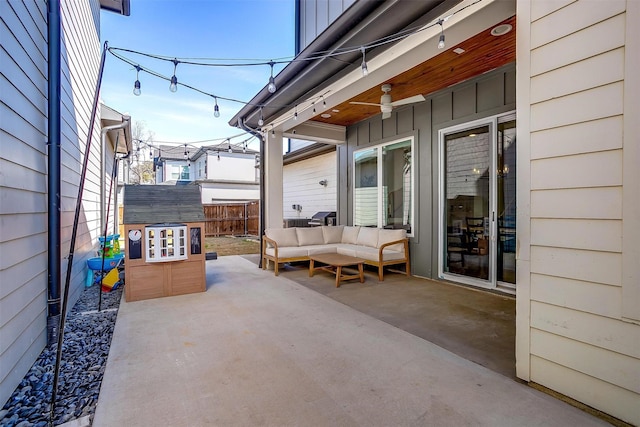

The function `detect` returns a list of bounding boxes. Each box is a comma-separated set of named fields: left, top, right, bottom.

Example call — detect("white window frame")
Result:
left=145, top=224, right=188, bottom=263
left=352, top=136, right=415, bottom=236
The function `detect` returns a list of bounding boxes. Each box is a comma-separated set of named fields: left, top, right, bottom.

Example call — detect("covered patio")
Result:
left=92, top=257, right=607, bottom=426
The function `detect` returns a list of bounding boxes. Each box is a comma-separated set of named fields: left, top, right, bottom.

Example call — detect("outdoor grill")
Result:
left=308, top=211, right=336, bottom=226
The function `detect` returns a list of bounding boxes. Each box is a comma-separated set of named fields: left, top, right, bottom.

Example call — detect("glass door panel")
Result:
left=497, top=119, right=516, bottom=285
left=443, top=126, right=491, bottom=281
left=354, top=148, right=378, bottom=227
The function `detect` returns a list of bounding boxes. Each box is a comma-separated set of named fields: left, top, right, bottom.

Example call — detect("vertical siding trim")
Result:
left=622, top=1, right=640, bottom=323
left=515, top=0, right=532, bottom=382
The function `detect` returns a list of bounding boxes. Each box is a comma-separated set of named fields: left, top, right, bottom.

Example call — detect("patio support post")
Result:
left=265, top=130, right=284, bottom=229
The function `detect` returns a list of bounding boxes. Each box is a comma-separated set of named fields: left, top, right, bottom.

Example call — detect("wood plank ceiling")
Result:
left=311, top=15, right=516, bottom=127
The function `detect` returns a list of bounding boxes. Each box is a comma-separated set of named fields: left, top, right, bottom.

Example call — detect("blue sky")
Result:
left=100, top=0, right=295, bottom=151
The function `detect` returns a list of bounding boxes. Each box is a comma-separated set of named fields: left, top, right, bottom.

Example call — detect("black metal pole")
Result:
left=98, top=141, right=120, bottom=312
left=49, top=40, right=109, bottom=425
left=46, top=0, right=62, bottom=348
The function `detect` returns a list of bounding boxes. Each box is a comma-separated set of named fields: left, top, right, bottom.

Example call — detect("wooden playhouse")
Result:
left=123, top=185, right=206, bottom=302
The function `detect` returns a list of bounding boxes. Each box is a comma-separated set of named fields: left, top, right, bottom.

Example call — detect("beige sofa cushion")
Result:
left=341, top=226, right=360, bottom=244
left=356, top=227, right=379, bottom=248
left=265, top=228, right=298, bottom=247
left=296, top=227, right=325, bottom=246
left=378, top=229, right=407, bottom=252
left=321, top=225, right=344, bottom=244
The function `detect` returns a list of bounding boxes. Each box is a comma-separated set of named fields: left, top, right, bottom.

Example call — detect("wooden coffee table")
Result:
left=309, top=253, right=365, bottom=288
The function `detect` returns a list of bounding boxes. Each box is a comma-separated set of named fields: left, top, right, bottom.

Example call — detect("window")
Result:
left=353, top=138, right=414, bottom=234
left=145, top=224, right=188, bottom=262
left=170, top=165, right=190, bottom=180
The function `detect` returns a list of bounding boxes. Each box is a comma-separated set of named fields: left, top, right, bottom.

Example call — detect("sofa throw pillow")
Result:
left=377, top=229, right=406, bottom=252
left=296, top=227, right=325, bottom=246
left=265, top=228, right=299, bottom=247
left=322, top=225, right=344, bottom=244
left=356, top=227, right=379, bottom=248
left=341, top=226, right=361, bottom=244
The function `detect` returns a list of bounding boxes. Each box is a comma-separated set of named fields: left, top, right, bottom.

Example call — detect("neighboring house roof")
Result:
left=123, top=185, right=204, bottom=224
left=101, top=103, right=132, bottom=154
left=284, top=143, right=335, bottom=165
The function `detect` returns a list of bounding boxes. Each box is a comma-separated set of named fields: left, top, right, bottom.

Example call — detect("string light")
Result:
left=437, top=19, right=445, bottom=49
left=107, top=1, right=476, bottom=126
left=169, top=58, right=179, bottom=92
left=133, top=65, right=142, bottom=96
left=213, top=96, right=220, bottom=118
left=360, top=47, right=368, bottom=77
left=258, top=107, right=264, bottom=126
left=267, top=61, right=277, bottom=93
left=227, top=139, right=232, bottom=153
left=293, top=105, right=298, bottom=120
left=217, top=150, right=221, bottom=161
left=183, top=144, right=188, bottom=159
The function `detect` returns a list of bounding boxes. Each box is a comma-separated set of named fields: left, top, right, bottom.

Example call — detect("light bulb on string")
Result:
left=267, top=61, right=277, bottom=93
left=133, top=65, right=142, bottom=96
left=294, top=105, right=298, bottom=121
left=217, top=151, right=220, bottom=161
left=437, top=20, right=445, bottom=49
left=360, top=47, right=368, bottom=77
left=258, top=107, right=264, bottom=126
left=183, top=144, right=188, bottom=160
left=227, top=139, right=232, bottom=153
left=169, top=59, right=179, bottom=92
left=213, top=97, right=220, bottom=118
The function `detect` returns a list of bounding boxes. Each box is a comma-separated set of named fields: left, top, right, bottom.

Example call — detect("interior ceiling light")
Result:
left=332, top=109, right=340, bottom=113
left=453, top=47, right=465, bottom=55
left=491, top=24, right=512, bottom=36
left=321, top=113, right=331, bottom=118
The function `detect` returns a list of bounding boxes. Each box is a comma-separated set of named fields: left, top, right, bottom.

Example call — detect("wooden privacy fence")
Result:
left=203, top=201, right=259, bottom=237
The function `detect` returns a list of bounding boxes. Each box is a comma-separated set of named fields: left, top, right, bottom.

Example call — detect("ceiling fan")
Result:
left=350, top=84, right=426, bottom=119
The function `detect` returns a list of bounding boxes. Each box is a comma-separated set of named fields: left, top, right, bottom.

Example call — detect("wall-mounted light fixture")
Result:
left=319, top=179, right=328, bottom=187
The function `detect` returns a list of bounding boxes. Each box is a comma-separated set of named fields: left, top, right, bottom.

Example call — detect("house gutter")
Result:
left=237, top=118, right=265, bottom=268
left=46, top=0, right=62, bottom=345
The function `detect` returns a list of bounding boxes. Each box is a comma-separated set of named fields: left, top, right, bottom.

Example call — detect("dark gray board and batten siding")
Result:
left=338, top=63, right=516, bottom=279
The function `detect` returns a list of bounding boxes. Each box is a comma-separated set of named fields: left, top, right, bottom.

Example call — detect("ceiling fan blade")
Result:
left=350, top=101, right=383, bottom=107
left=390, top=94, right=426, bottom=107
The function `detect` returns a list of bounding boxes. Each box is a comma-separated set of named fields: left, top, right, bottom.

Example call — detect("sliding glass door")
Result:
left=439, top=113, right=516, bottom=292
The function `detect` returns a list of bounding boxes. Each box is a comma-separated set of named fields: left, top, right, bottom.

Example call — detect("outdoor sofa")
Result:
left=262, top=225, right=410, bottom=281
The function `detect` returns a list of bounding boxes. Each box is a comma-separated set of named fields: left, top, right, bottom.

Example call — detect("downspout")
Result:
left=46, top=0, right=61, bottom=346
left=101, top=120, right=130, bottom=238
left=238, top=118, right=265, bottom=268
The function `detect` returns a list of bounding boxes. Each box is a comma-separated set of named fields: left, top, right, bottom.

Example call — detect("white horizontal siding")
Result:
left=530, top=116, right=622, bottom=160
left=531, top=329, right=639, bottom=394
left=530, top=82, right=623, bottom=132
left=283, top=151, right=337, bottom=219
left=530, top=274, right=621, bottom=319
left=531, top=246, right=621, bottom=287
left=531, top=149, right=622, bottom=190
left=530, top=355, right=639, bottom=425
left=530, top=187, right=622, bottom=219
left=530, top=0, right=574, bottom=21
left=530, top=13, right=625, bottom=77
left=531, top=301, right=639, bottom=359
left=518, top=1, right=639, bottom=423
left=530, top=48, right=624, bottom=105
left=530, top=0, right=625, bottom=49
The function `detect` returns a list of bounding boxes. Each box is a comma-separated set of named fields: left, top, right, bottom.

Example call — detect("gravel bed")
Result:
left=0, top=283, right=123, bottom=426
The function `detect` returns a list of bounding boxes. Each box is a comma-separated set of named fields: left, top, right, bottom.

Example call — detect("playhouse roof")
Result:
left=123, top=185, right=205, bottom=224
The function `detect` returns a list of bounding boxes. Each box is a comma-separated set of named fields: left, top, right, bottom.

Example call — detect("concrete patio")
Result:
left=93, top=256, right=609, bottom=426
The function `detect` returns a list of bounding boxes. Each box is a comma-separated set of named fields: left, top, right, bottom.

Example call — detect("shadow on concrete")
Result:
left=243, top=253, right=516, bottom=379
